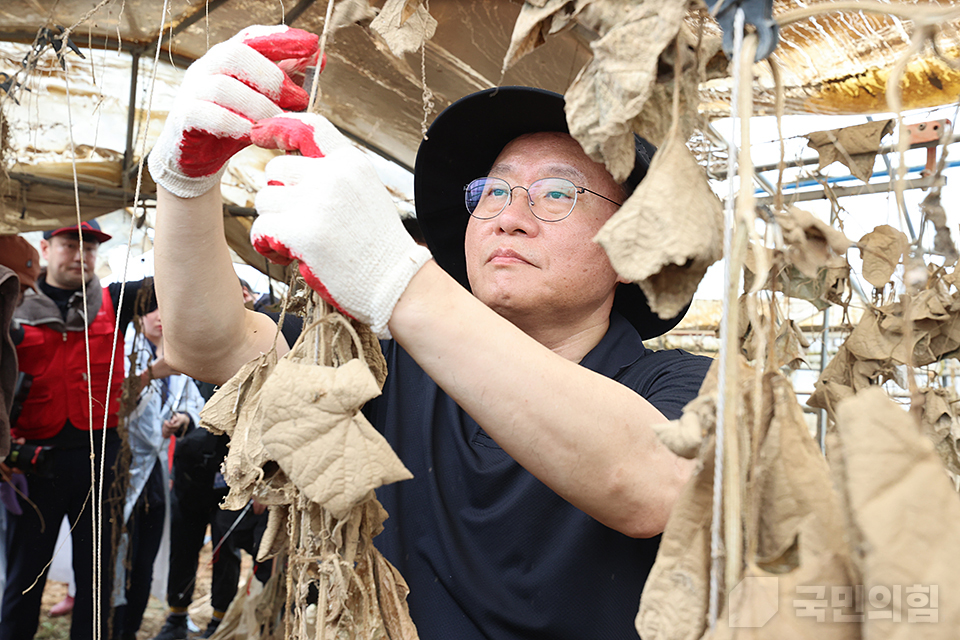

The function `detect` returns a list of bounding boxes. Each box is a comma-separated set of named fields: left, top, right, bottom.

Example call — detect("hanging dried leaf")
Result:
left=639, top=357, right=758, bottom=640
left=842, top=310, right=908, bottom=363
left=214, top=554, right=286, bottom=640
left=807, top=345, right=859, bottom=417
left=206, top=295, right=414, bottom=639
left=257, top=504, right=290, bottom=562
left=746, top=244, right=850, bottom=311
left=198, top=351, right=280, bottom=510
left=705, top=551, right=859, bottom=640
left=501, top=0, right=583, bottom=73
left=636, top=436, right=715, bottom=640
left=701, top=373, right=860, bottom=640
left=920, top=190, right=959, bottom=265
left=834, top=388, right=960, bottom=638
left=809, top=334, right=908, bottom=423
left=844, top=288, right=960, bottom=368
left=804, top=284, right=960, bottom=422
left=772, top=206, right=852, bottom=280
left=565, top=0, right=689, bottom=182
left=806, top=119, right=894, bottom=183
left=259, top=357, right=412, bottom=520
left=753, top=375, right=854, bottom=574
left=330, top=0, right=378, bottom=32
left=595, top=131, right=723, bottom=319
left=774, top=319, right=810, bottom=371
left=296, top=497, right=419, bottom=639
left=651, top=404, right=708, bottom=460
left=918, top=386, right=960, bottom=479
left=633, top=26, right=719, bottom=147
left=858, top=224, right=909, bottom=289
left=370, top=0, right=437, bottom=58
left=198, top=351, right=277, bottom=438
left=650, top=360, right=717, bottom=459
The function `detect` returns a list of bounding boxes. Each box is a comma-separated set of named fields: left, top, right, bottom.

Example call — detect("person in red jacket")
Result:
left=2, top=220, right=150, bottom=640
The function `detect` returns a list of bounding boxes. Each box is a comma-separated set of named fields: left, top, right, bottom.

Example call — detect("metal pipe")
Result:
left=8, top=171, right=146, bottom=201
left=122, top=50, right=141, bottom=192
left=711, top=131, right=960, bottom=180
left=757, top=173, right=946, bottom=204
left=818, top=308, right=829, bottom=453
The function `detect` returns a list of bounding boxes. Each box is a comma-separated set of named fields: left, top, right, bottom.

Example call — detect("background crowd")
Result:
left=0, top=224, right=282, bottom=640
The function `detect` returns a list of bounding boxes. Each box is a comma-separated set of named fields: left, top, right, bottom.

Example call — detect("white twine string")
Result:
left=708, top=7, right=745, bottom=630
left=81, top=2, right=172, bottom=636
left=59, top=54, right=106, bottom=640
left=308, top=0, right=337, bottom=111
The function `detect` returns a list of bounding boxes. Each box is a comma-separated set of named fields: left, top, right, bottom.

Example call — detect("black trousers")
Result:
left=0, top=436, right=121, bottom=640
left=167, top=476, right=272, bottom=611
left=165, top=474, right=272, bottom=614
left=209, top=504, right=272, bottom=612
left=113, top=459, right=166, bottom=640
left=165, top=471, right=223, bottom=610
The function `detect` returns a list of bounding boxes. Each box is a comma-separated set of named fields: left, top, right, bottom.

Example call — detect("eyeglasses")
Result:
left=464, top=177, right=622, bottom=222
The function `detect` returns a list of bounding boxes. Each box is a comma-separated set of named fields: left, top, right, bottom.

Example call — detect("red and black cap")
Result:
left=42, top=219, right=112, bottom=243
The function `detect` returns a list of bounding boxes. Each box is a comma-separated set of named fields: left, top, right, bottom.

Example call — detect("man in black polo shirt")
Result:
left=148, top=25, right=711, bottom=640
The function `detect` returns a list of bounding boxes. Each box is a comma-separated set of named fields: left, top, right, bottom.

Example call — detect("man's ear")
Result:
left=39, top=238, right=50, bottom=259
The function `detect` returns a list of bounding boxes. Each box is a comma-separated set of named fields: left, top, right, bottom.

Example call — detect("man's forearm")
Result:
left=154, top=186, right=287, bottom=384
left=389, top=262, right=693, bottom=537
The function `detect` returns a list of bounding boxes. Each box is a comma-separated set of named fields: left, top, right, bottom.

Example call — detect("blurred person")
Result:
left=112, top=282, right=204, bottom=640
left=0, top=234, right=40, bottom=460
left=1, top=220, right=151, bottom=640
left=0, top=234, right=41, bottom=605
left=239, top=278, right=303, bottom=346
left=152, top=280, right=283, bottom=640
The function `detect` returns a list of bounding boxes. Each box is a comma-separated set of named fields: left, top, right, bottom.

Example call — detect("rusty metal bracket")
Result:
left=903, top=119, right=951, bottom=176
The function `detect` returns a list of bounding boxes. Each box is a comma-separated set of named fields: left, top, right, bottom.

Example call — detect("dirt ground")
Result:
left=34, top=532, right=254, bottom=640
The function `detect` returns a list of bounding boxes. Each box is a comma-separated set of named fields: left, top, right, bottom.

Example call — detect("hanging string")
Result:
left=69, top=2, right=174, bottom=638
left=419, top=0, right=434, bottom=140
left=708, top=7, right=745, bottom=630
left=59, top=47, right=106, bottom=640
left=39, top=27, right=115, bottom=623
left=308, top=0, right=337, bottom=111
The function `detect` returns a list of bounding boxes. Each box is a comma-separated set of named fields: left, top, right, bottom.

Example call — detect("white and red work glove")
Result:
left=148, top=25, right=320, bottom=198
left=250, top=113, right=432, bottom=339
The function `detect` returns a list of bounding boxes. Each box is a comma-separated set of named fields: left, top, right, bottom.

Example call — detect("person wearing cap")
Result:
left=0, top=220, right=153, bottom=640
left=149, top=26, right=711, bottom=640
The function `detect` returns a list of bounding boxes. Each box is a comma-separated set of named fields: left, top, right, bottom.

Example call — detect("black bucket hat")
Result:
left=414, top=86, right=687, bottom=340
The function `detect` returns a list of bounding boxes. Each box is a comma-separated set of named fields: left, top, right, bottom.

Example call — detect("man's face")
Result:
left=464, top=132, right=625, bottom=327
left=40, top=234, right=99, bottom=289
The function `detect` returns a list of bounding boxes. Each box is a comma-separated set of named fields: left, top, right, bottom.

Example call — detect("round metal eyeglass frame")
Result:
left=463, top=177, right=623, bottom=222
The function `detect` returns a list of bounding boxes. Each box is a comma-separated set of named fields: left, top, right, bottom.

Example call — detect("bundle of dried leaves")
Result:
left=198, top=307, right=418, bottom=639
left=641, top=364, right=860, bottom=640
